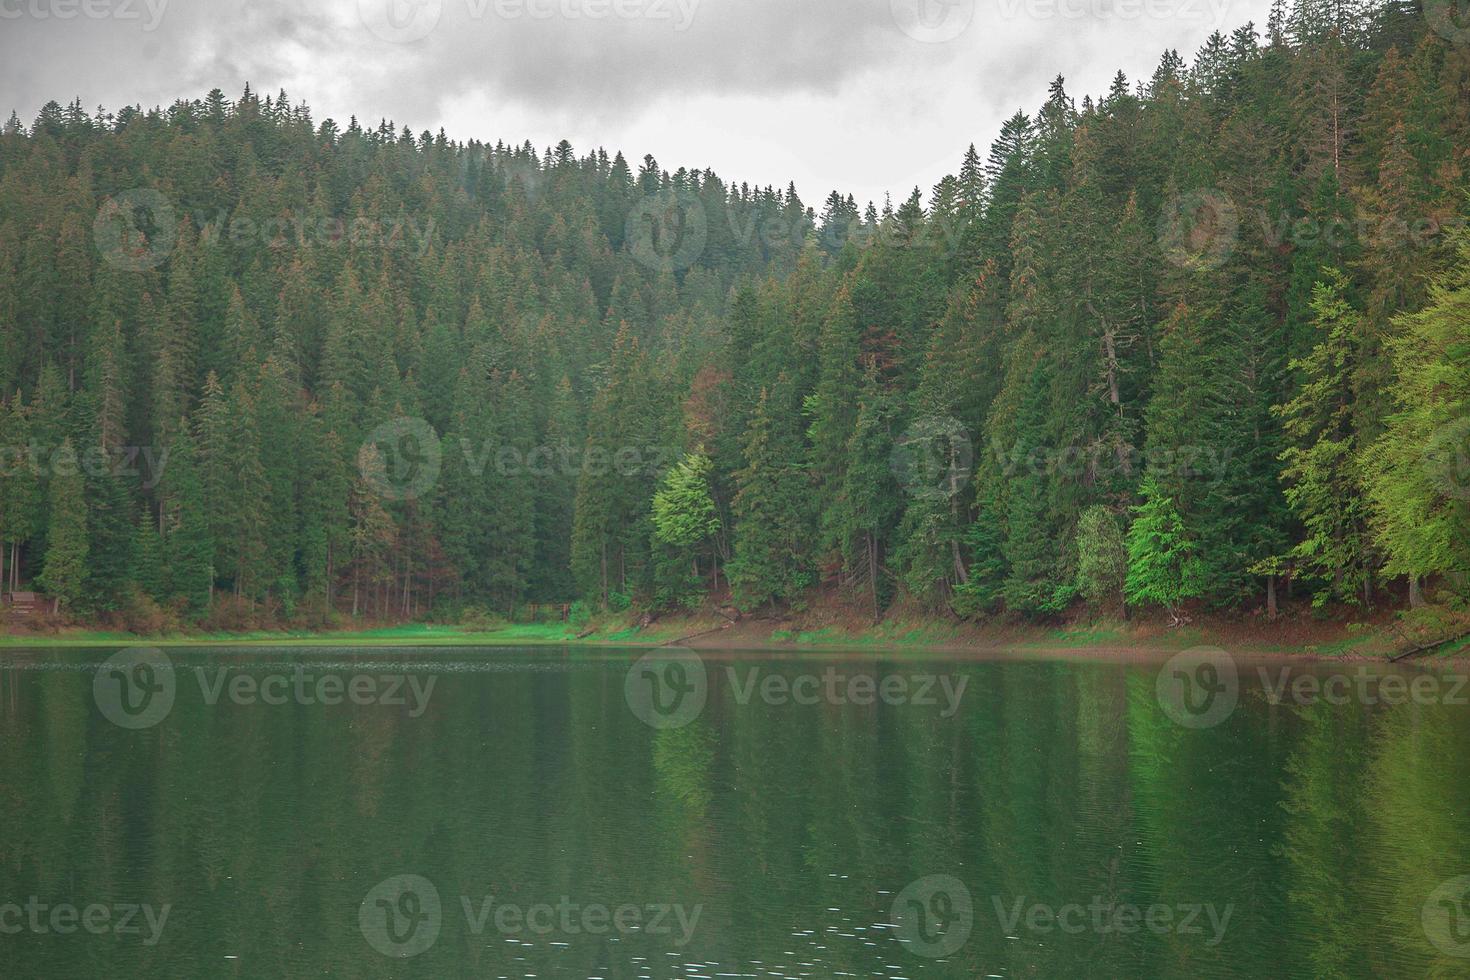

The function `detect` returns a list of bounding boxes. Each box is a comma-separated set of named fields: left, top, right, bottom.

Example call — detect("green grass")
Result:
left=0, top=622, right=591, bottom=648
left=1022, top=622, right=1129, bottom=649
left=768, top=621, right=964, bottom=649
left=0, top=613, right=727, bottom=650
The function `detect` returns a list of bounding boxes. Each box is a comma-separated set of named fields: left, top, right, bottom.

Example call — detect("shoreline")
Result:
left=4, top=610, right=1467, bottom=664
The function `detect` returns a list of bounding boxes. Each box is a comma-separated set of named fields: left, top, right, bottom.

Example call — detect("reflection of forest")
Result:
left=0, top=651, right=1465, bottom=978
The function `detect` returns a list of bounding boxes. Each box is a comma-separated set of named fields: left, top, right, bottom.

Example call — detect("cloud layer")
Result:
left=1, top=0, right=1271, bottom=206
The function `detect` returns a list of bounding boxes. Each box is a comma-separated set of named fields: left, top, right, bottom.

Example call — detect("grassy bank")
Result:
left=5, top=603, right=1468, bottom=662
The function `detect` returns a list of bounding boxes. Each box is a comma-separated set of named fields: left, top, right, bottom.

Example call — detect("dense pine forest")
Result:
left=1, top=0, right=1468, bottom=630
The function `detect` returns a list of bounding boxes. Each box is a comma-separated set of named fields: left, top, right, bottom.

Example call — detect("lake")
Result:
left=1, top=646, right=1467, bottom=978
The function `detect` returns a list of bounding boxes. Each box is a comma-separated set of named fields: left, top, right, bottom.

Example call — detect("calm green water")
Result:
left=1, top=646, right=1468, bottom=979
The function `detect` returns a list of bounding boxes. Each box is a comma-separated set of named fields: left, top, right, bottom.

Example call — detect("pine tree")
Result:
left=37, top=439, right=88, bottom=612
left=1275, top=270, right=1377, bottom=606
left=837, top=365, right=900, bottom=621
left=0, top=395, right=43, bottom=592
left=132, top=515, right=163, bottom=600
left=161, top=428, right=214, bottom=614
left=1125, top=475, right=1207, bottom=624
left=728, top=385, right=813, bottom=612
left=1363, top=229, right=1470, bottom=599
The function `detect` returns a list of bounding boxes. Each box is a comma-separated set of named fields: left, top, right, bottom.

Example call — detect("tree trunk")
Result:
left=868, top=532, right=879, bottom=624
left=1409, top=574, right=1424, bottom=609
left=1266, top=574, right=1278, bottom=621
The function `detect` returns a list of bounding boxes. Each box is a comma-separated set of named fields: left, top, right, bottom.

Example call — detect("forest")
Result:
left=0, top=0, right=1467, bottom=630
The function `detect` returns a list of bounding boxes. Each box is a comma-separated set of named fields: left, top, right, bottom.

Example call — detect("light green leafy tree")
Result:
left=1125, top=475, right=1207, bottom=625
left=1076, top=504, right=1127, bottom=618
left=651, top=451, right=721, bottom=607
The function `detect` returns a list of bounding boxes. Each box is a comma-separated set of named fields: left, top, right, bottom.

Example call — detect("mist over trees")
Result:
left=1, top=0, right=1467, bottom=627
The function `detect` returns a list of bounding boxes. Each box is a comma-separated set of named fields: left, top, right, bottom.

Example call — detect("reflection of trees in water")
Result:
left=3, top=655, right=1469, bottom=978
left=1278, top=700, right=1375, bottom=978
left=1365, top=701, right=1470, bottom=978
left=1125, top=668, right=1290, bottom=978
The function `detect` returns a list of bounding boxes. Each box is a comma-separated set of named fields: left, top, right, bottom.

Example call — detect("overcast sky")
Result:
left=1, top=0, right=1272, bottom=207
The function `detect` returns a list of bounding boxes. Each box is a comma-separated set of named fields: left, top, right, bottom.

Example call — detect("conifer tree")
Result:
left=1125, top=475, right=1207, bottom=624
left=37, top=439, right=88, bottom=611
left=728, top=385, right=813, bottom=612
left=1363, top=229, right=1470, bottom=599
left=1275, top=270, right=1377, bottom=606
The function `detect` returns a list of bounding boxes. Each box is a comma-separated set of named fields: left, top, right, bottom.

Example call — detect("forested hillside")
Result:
left=1, top=0, right=1468, bottom=629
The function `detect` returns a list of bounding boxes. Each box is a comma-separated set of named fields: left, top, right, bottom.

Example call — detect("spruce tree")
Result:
left=37, top=439, right=88, bottom=612
left=1275, top=270, right=1377, bottom=606
left=1125, top=475, right=1207, bottom=624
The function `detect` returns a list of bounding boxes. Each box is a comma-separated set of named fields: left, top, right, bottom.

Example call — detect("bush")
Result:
left=1075, top=505, right=1127, bottom=615
left=109, top=588, right=188, bottom=635
left=458, top=605, right=504, bottom=630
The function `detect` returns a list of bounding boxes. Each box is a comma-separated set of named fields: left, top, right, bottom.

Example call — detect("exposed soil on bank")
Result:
left=643, top=597, right=1470, bottom=664
left=4, top=596, right=1468, bottom=663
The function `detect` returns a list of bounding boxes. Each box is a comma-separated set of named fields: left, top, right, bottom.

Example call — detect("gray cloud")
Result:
left=1, top=0, right=1270, bottom=207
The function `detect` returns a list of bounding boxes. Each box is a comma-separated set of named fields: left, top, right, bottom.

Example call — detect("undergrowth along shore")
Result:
left=4, top=604, right=1468, bottom=661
